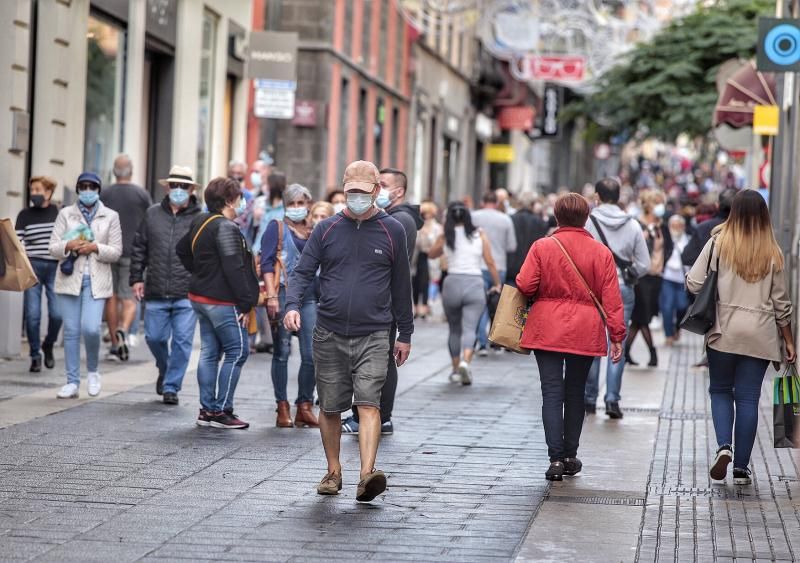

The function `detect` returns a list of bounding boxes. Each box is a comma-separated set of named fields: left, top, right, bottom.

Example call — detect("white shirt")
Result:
left=445, top=226, right=484, bottom=276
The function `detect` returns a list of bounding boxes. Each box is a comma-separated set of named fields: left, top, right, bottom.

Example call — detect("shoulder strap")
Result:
left=551, top=236, right=608, bottom=325
left=706, top=237, right=718, bottom=274
left=589, top=215, right=632, bottom=269
left=273, top=220, right=286, bottom=292
left=589, top=215, right=611, bottom=246
left=191, top=214, right=222, bottom=254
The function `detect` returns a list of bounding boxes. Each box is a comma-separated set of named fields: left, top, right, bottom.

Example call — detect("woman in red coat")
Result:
left=516, top=193, right=626, bottom=481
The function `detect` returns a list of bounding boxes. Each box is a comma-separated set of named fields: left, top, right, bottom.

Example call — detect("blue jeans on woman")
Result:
left=659, top=279, right=689, bottom=338
left=59, top=275, right=106, bottom=385
left=192, top=301, right=249, bottom=413
left=271, top=286, right=317, bottom=403
left=24, top=258, right=62, bottom=357
left=144, top=299, right=197, bottom=394
left=706, top=347, right=770, bottom=469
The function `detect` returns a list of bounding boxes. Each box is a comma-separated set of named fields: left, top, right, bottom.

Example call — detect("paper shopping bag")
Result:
left=488, top=284, right=531, bottom=355
left=774, top=365, right=800, bottom=448
left=0, top=218, right=38, bottom=291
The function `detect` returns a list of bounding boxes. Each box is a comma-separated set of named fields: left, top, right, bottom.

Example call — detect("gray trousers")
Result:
left=442, top=274, right=485, bottom=358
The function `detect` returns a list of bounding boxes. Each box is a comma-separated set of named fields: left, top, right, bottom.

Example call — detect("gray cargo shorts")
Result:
left=312, top=326, right=390, bottom=414
left=111, top=256, right=133, bottom=299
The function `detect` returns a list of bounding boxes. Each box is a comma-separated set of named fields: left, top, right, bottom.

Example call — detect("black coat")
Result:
left=130, top=197, right=201, bottom=300
left=681, top=213, right=727, bottom=267
left=176, top=212, right=260, bottom=313
left=506, top=209, right=549, bottom=283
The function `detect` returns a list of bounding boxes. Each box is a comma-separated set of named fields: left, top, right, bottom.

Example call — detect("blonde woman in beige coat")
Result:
left=48, top=173, right=122, bottom=399
left=687, top=190, right=795, bottom=486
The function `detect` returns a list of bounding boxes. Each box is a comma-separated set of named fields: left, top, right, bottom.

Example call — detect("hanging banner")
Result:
left=486, top=144, right=515, bottom=163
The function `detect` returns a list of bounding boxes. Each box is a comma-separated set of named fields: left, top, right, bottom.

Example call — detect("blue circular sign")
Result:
left=764, top=24, right=800, bottom=66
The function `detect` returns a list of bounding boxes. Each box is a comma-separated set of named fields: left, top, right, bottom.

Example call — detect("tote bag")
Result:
left=680, top=239, right=719, bottom=335
left=488, top=284, right=531, bottom=355
left=0, top=218, right=38, bottom=291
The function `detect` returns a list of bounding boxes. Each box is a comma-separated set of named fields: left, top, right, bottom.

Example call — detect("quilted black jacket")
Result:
left=129, top=196, right=201, bottom=299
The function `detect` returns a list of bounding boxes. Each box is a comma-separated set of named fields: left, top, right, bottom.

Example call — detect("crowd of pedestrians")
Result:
left=11, top=150, right=796, bottom=497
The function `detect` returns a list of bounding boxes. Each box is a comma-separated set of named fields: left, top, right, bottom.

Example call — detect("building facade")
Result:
left=0, top=0, right=252, bottom=357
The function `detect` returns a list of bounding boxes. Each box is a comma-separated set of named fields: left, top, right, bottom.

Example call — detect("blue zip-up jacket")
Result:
left=285, top=210, right=414, bottom=343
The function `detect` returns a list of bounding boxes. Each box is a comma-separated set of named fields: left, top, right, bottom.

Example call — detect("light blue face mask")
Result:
left=234, top=198, right=246, bottom=215
left=250, top=171, right=263, bottom=189
left=169, top=187, right=189, bottom=206
left=346, top=193, right=374, bottom=216
left=78, top=191, right=99, bottom=206
left=375, top=189, right=391, bottom=209
left=286, top=207, right=308, bottom=222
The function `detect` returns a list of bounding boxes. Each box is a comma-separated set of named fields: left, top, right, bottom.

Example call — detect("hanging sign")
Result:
left=517, top=55, right=586, bottom=82
left=486, top=144, right=515, bottom=163
left=254, top=79, right=296, bottom=119
left=540, top=84, right=561, bottom=138
left=753, top=104, right=779, bottom=135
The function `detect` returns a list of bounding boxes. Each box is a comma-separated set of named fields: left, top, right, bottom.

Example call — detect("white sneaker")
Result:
left=458, top=361, right=472, bottom=386
left=87, top=372, right=101, bottom=397
left=477, top=346, right=489, bottom=357
left=57, top=383, right=79, bottom=399
left=128, top=334, right=139, bottom=347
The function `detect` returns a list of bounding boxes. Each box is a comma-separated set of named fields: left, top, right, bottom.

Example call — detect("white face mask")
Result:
left=653, top=203, right=666, bottom=218
left=333, top=202, right=346, bottom=214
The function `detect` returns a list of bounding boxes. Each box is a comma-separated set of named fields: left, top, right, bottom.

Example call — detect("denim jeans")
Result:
left=535, top=349, right=595, bottom=461
left=59, top=275, right=106, bottom=385
left=659, top=279, right=689, bottom=338
left=585, top=283, right=635, bottom=404
left=24, top=258, right=62, bottom=357
left=271, top=286, right=316, bottom=403
left=144, top=299, right=197, bottom=394
left=477, top=269, right=505, bottom=348
left=706, top=347, right=770, bottom=468
left=192, top=301, right=249, bottom=412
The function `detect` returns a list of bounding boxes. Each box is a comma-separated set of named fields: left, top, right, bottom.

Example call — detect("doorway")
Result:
left=144, top=46, right=174, bottom=200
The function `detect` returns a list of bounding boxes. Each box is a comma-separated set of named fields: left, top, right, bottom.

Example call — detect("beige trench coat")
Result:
left=686, top=237, right=792, bottom=362
left=48, top=202, right=122, bottom=299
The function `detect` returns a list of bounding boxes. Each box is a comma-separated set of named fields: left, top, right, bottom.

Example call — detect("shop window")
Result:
left=83, top=15, right=125, bottom=185
left=196, top=9, right=218, bottom=188
left=374, top=98, right=384, bottom=165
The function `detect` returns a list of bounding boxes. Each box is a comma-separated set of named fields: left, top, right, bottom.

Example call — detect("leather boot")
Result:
left=294, top=401, right=320, bottom=428
left=276, top=401, right=293, bottom=428
left=648, top=346, right=658, bottom=367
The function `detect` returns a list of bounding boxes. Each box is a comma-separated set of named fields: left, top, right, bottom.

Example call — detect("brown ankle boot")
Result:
left=276, top=401, right=293, bottom=428
left=294, top=401, right=320, bottom=428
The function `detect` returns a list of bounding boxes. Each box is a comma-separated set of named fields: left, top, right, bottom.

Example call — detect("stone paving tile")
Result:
left=635, top=335, right=800, bottom=562
left=0, top=323, right=548, bottom=562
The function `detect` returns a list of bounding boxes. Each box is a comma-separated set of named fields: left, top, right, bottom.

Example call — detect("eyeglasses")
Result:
left=77, top=182, right=99, bottom=192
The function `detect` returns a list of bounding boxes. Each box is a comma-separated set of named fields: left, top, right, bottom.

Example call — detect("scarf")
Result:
left=78, top=201, right=99, bottom=226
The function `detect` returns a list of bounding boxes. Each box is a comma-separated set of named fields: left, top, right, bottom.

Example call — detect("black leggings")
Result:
left=412, top=252, right=430, bottom=306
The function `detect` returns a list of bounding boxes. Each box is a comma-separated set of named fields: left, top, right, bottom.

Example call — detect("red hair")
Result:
left=554, top=193, right=590, bottom=228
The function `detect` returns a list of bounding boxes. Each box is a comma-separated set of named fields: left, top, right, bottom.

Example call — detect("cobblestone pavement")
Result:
left=0, top=322, right=549, bottom=562
left=636, top=335, right=800, bottom=562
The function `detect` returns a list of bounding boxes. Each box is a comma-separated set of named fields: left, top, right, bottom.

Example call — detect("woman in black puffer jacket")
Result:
left=177, top=177, right=259, bottom=430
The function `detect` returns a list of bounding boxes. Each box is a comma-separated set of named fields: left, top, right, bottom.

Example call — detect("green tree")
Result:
left=569, top=0, right=774, bottom=142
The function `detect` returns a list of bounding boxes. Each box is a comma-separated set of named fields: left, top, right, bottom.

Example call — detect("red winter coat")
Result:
left=515, top=227, right=626, bottom=356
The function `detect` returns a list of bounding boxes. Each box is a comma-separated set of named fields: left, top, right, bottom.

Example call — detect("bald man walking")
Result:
left=100, top=154, right=152, bottom=360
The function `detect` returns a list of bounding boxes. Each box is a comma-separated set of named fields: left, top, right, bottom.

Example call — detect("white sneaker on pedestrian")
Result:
left=57, top=383, right=79, bottom=399
left=105, top=348, right=120, bottom=362
left=477, top=346, right=489, bottom=357
left=87, top=372, right=101, bottom=397
left=128, top=334, right=139, bottom=347
left=458, top=361, right=472, bottom=386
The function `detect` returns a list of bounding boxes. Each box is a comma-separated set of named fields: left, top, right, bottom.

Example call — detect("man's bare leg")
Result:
left=106, top=297, right=119, bottom=347
left=319, top=412, right=342, bottom=474
left=120, top=298, right=136, bottom=334
left=357, top=405, right=381, bottom=478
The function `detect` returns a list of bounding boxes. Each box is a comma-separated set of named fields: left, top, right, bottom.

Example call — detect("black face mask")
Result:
left=30, top=195, right=46, bottom=208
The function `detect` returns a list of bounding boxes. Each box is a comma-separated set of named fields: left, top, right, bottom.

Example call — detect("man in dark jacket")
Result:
left=284, top=160, right=413, bottom=503
left=341, top=167, right=422, bottom=436
left=130, top=166, right=201, bottom=405
left=681, top=188, right=737, bottom=267
left=505, top=191, right=549, bottom=285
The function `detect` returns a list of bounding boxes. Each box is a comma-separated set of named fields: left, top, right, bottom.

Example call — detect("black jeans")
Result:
left=534, top=349, right=595, bottom=461
left=353, top=325, right=397, bottom=424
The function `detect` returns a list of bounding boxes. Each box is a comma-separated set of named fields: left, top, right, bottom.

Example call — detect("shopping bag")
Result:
left=680, top=238, right=719, bottom=335
left=773, top=365, right=800, bottom=448
left=488, top=284, right=531, bottom=355
left=0, top=218, right=38, bottom=291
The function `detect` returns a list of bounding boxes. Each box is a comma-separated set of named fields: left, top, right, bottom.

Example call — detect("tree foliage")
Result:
left=567, top=0, right=774, bottom=142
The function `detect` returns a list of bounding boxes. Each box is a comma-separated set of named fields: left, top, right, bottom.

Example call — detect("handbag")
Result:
left=679, top=238, right=719, bottom=335
left=0, top=218, right=38, bottom=291
left=488, top=284, right=531, bottom=355
left=589, top=216, right=639, bottom=286
left=551, top=236, right=608, bottom=325
left=773, top=364, right=800, bottom=448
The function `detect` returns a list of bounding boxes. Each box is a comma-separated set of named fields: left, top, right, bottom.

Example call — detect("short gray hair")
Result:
left=113, top=154, right=132, bottom=179
left=517, top=190, right=539, bottom=210
left=284, top=183, right=312, bottom=205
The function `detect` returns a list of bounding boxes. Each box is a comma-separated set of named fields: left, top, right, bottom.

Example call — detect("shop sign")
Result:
left=475, top=113, right=493, bottom=140
left=248, top=31, right=299, bottom=81
left=254, top=79, right=296, bottom=119
left=519, top=55, right=586, bottom=82
left=541, top=84, right=561, bottom=138
left=497, top=106, right=535, bottom=130
left=486, top=144, right=515, bottom=163
left=753, top=104, right=779, bottom=135
left=292, top=100, right=319, bottom=127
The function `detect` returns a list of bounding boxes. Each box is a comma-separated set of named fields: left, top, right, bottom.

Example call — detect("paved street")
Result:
left=1, top=321, right=799, bottom=562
